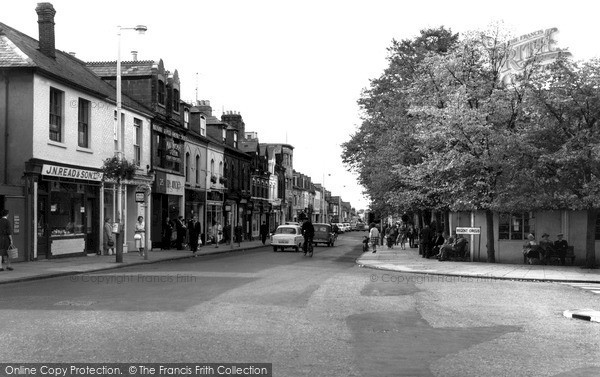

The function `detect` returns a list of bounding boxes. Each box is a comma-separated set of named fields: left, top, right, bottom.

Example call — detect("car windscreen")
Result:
left=275, top=227, right=297, bottom=234
left=315, top=226, right=329, bottom=232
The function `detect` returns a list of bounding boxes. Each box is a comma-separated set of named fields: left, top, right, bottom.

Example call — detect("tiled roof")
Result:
left=0, top=21, right=150, bottom=115
left=86, top=60, right=155, bottom=77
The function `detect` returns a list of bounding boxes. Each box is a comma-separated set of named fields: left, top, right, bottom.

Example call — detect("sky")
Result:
left=3, top=0, right=599, bottom=211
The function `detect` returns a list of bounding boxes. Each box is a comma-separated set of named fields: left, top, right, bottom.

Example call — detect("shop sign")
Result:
left=42, top=164, right=103, bottom=182
left=456, top=227, right=481, bottom=235
left=154, top=172, right=185, bottom=196
left=135, top=192, right=146, bottom=203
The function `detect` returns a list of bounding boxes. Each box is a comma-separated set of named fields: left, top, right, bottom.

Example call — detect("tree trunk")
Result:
left=585, top=208, right=597, bottom=268
left=486, top=209, right=496, bottom=263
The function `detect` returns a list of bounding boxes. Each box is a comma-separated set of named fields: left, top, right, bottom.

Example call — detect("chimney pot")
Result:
left=35, top=2, right=56, bottom=58
left=131, top=50, right=138, bottom=61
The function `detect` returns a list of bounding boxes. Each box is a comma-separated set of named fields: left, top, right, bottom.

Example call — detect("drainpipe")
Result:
left=3, top=71, right=8, bottom=184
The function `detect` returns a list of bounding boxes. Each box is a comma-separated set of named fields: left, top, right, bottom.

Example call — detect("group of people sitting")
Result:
left=422, top=231, right=469, bottom=261
left=523, top=232, right=569, bottom=265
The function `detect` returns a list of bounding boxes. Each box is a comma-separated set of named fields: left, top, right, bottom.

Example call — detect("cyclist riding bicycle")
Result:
left=301, top=218, right=315, bottom=256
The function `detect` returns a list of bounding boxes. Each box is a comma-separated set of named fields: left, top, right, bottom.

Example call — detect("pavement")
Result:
left=0, top=239, right=268, bottom=285
left=356, top=245, right=600, bottom=283
left=2, top=237, right=600, bottom=285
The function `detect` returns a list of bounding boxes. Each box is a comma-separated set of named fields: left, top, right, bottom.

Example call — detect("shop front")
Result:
left=185, top=188, right=205, bottom=232
left=205, top=190, right=223, bottom=242
left=33, top=162, right=103, bottom=258
left=151, top=171, right=185, bottom=248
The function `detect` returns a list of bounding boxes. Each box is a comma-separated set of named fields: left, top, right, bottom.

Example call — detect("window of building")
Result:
left=210, top=159, right=215, bottom=177
left=222, top=128, right=226, bottom=142
left=183, top=108, right=189, bottom=129
left=185, top=152, right=190, bottom=182
left=195, top=155, right=200, bottom=184
left=173, top=89, right=180, bottom=112
left=133, top=118, right=142, bottom=166
left=233, top=132, right=238, bottom=148
left=49, top=88, right=63, bottom=142
left=158, top=79, right=165, bottom=105
left=77, top=98, right=90, bottom=148
left=200, top=116, right=206, bottom=136
left=499, top=213, right=532, bottom=240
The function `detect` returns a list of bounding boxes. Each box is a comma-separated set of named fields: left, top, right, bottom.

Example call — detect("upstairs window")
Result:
left=183, top=108, right=189, bottom=129
left=77, top=98, right=90, bottom=148
left=185, top=152, right=190, bottom=182
left=157, top=79, right=165, bottom=105
left=200, top=116, right=206, bottom=136
left=195, top=155, right=200, bottom=184
left=49, top=88, right=63, bottom=142
left=133, top=118, right=142, bottom=166
left=173, top=89, right=180, bottom=112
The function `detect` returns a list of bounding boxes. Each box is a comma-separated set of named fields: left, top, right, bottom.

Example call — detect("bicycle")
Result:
left=303, top=237, right=314, bottom=257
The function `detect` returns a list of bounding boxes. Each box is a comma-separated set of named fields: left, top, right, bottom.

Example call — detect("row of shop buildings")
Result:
left=0, top=3, right=355, bottom=261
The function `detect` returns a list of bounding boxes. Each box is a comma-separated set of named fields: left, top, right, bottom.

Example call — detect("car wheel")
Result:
left=280, top=246, right=285, bottom=251
left=294, top=245, right=299, bottom=252
left=273, top=246, right=278, bottom=252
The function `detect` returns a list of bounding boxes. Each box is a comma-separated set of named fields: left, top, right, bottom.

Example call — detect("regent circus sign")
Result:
left=42, top=164, right=103, bottom=181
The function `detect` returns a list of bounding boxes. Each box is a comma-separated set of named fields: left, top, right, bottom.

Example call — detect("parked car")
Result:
left=271, top=225, right=304, bottom=252
left=312, top=223, right=336, bottom=247
left=356, top=222, right=368, bottom=231
left=342, top=223, right=351, bottom=232
left=334, top=223, right=345, bottom=233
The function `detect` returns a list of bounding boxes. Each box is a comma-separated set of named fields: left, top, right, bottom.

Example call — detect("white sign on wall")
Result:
left=456, top=227, right=481, bottom=235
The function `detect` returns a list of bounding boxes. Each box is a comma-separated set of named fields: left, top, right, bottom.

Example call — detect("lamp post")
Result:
left=115, top=25, right=147, bottom=263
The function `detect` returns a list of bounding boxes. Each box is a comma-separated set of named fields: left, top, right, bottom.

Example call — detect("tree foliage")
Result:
left=344, top=23, right=600, bottom=266
left=101, top=156, right=138, bottom=183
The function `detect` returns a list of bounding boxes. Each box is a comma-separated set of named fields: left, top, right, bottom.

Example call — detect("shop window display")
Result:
left=49, top=183, right=84, bottom=236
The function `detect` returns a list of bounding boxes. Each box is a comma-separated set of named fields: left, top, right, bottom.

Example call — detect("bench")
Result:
left=546, top=246, right=575, bottom=265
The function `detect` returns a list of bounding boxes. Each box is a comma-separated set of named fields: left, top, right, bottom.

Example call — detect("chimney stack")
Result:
left=131, top=50, right=138, bottom=61
left=35, top=2, right=56, bottom=58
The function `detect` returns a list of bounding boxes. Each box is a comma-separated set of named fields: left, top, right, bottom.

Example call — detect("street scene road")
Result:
left=1, top=232, right=599, bottom=377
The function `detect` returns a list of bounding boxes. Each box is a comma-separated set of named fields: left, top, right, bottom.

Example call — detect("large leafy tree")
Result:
left=523, top=57, right=600, bottom=268
left=401, top=27, right=530, bottom=262
left=342, top=27, right=459, bottom=218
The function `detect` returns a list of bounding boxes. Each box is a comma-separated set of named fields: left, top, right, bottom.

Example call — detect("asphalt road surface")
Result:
left=0, top=232, right=599, bottom=376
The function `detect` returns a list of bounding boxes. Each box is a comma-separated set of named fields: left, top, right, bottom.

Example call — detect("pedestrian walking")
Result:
left=103, top=217, right=115, bottom=256
left=260, top=221, right=269, bottom=245
left=175, top=216, right=187, bottom=250
left=0, top=209, right=14, bottom=271
left=188, top=215, right=201, bottom=255
left=369, top=223, right=380, bottom=253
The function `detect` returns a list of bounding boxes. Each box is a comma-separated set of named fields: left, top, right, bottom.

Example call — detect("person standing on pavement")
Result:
left=134, top=216, right=146, bottom=258
left=260, top=221, right=269, bottom=245
left=175, top=216, right=187, bottom=250
left=103, top=217, right=115, bottom=256
left=369, top=223, right=380, bottom=253
left=161, top=216, right=173, bottom=250
left=187, top=215, right=201, bottom=256
left=0, top=209, right=14, bottom=271
left=419, top=224, right=432, bottom=258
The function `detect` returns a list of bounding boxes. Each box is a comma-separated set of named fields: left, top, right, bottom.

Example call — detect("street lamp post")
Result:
left=115, top=25, right=147, bottom=263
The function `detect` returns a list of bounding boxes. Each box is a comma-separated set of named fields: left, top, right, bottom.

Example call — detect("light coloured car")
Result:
left=271, top=225, right=304, bottom=252
left=342, top=223, right=351, bottom=232
left=334, top=223, right=345, bottom=233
